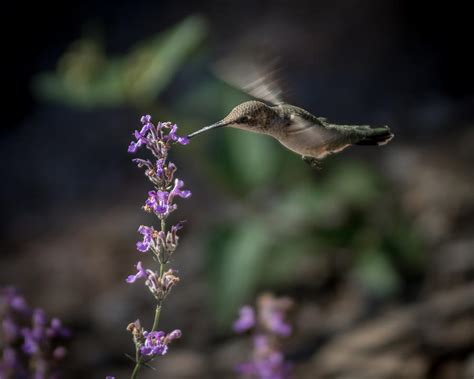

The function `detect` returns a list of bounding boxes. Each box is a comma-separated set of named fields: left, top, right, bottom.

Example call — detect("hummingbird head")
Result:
left=188, top=101, right=273, bottom=138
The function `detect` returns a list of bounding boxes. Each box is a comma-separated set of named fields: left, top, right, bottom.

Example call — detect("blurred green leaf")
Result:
left=207, top=220, right=270, bottom=325
left=354, top=249, right=401, bottom=296
left=33, top=15, right=207, bottom=107
left=227, top=132, right=280, bottom=187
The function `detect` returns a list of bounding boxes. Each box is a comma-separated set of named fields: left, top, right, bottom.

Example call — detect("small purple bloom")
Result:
left=167, top=329, right=182, bottom=341
left=128, top=118, right=152, bottom=153
left=140, top=115, right=152, bottom=124
left=140, top=331, right=168, bottom=356
left=136, top=225, right=155, bottom=253
left=233, top=305, right=256, bottom=333
left=156, top=158, right=165, bottom=178
left=146, top=190, right=175, bottom=216
left=128, top=141, right=140, bottom=153
left=46, top=318, right=71, bottom=339
left=21, top=328, right=39, bottom=355
left=2, top=317, right=18, bottom=341
left=170, top=179, right=191, bottom=200
left=10, top=295, right=28, bottom=312
left=126, top=262, right=148, bottom=283
left=166, top=124, right=190, bottom=145
left=3, top=347, right=16, bottom=366
left=267, top=311, right=292, bottom=337
left=33, top=309, right=47, bottom=327
left=171, top=222, right=184, bottom=234
left=52, top=346, right=67, bottom=360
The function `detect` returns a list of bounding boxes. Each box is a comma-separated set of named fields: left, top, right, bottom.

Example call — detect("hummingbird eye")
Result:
left=237, top=116, right=249, bottom=124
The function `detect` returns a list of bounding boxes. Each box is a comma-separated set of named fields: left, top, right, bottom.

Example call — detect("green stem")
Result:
left=130, top=219, right=167, bottom=379
left=131, top=361, right=141, bottom=379
left=151, top=303, right=162, bottom=332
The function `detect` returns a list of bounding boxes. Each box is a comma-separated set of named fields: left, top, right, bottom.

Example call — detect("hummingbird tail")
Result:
left=354, top=126, right=394, bottom=146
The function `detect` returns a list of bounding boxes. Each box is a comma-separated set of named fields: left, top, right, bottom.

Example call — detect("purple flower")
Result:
left=129, top=116, right=189, bottom=155
left=233, top=305, right=256, bottom=333
left=52, top=346, right=67, bottom=360
left=145, top=190, right=175, bottom=216
left=46, top=318, right=71, bottom=339
left=156, top=158, right=165, bottom=178
left=140, top=331, right=168, bottom=356
left=236, top=348, right=291, bottom=379
left=259, top=294, right=293, bottom=337
left=140, top=329, right=182, bottom=357
left=126, top=261, right=148, bottom=283
left=33, top=309, right=47, bottom=327
left=266, top=311, right=292, bottom=337
left=128, top=116, right=154, bottom=153
left=2, top=347, right=17, bottom=367
left=2, top=317, right=19, bottom=341
left=166, top=124, right=189, bottom=145
left=170, top=179, right=192, bottom=200
left=21, top=328, right=39, bottom=354
left=140, top=115, right=152, bottom=124
left=136, top=225, right=155, bottom=253
left=145, top=182, right=190, bottom=218
left=0, top=287, right=70, bottom=378
left=105, top=377, right=115, bottom=379
left=166, top=329, right=182, bottom=341
left=10, top=295, right=28, bottom=312
left=234, top=294, right=294, bottom=379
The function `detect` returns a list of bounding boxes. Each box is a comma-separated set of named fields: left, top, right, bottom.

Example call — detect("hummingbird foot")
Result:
left=302, top=156, right=322, bottom=170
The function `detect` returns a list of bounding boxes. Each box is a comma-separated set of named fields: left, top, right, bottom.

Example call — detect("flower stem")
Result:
left=130, top=220, right=166, bottom=379
left=131, top=361, right=141, bottom=379
left=152, top=303, right=162, bottom=332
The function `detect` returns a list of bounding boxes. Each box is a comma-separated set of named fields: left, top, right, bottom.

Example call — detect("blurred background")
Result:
left=1, top=0, right=473, bottom=378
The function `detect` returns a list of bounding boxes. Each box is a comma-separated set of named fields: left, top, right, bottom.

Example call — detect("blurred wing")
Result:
left=282, top=115, right=347, bottom=158
left=214, top=59, right=284, bottom=105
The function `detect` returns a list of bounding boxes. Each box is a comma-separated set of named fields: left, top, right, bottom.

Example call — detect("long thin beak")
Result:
left=188, top=120, right=230, bottom=139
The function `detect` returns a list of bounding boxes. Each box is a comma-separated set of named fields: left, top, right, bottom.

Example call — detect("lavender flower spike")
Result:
left=126, top=116, right=190, bottom=378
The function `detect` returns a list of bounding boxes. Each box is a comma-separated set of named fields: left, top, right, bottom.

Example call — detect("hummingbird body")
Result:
left=189, top=100, right=394, bottom=161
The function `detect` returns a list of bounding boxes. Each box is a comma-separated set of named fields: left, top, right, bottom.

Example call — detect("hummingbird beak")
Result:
left=187, top=120, right=230, bottom=139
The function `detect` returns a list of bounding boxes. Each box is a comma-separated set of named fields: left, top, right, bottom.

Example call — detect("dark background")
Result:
left=1, top=1, right=473, bottom=378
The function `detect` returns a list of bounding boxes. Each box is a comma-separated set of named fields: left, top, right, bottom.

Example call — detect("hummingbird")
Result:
left=187, top=63, right=394, bottom=167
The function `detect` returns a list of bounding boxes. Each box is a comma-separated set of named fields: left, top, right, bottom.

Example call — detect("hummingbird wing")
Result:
left=214, top=59, right=284, bottom=105
left=280, top=115, right=351, bottom=159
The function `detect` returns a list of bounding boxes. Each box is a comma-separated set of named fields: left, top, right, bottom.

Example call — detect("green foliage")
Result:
left=206, top=221, right=271, bottom=323
left=354, top=249, right=401, bottom=296
left=33, top=16, right=207, bottom=108
left=203, top=135, right=424, bottom=325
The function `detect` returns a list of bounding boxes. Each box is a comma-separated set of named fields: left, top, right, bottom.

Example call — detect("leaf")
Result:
left=33, top=15, right=208, bottom=108
left=354, top=249, right=401, bottom=297
left=227, top=131, right=280, bottom=187
left=207, top=220, right=270, bottom=325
